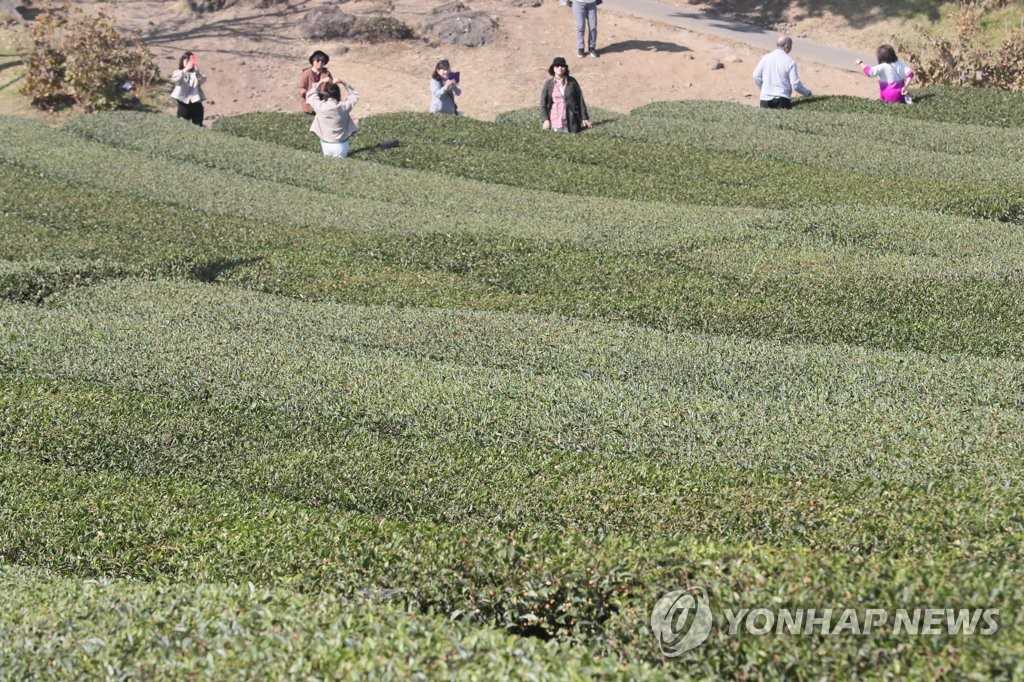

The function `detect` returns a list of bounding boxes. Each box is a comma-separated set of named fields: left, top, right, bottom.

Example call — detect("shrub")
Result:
left=352, top=15, right=415, bottom=42
left=902, top=0, right=1024, bottom=90
left=19, top=5, right=159, bottom=112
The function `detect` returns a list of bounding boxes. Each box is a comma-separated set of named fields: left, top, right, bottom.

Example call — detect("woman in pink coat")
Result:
left=857, top=45, right=914, bottom=104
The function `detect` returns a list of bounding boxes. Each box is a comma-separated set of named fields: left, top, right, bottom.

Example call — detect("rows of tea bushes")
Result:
left=211, top=112, right=1024, bottom=222
left=1, top=93, right=1023, bottom=678
left=796, top=86, right=1024, bottom=127
left=3, top=114, right=1024, bottom=356
left=2, top=281, right=1022, bottom=676
left=6, top=280, right=1023, bottom=486
left=600, top=103, right=1024, bottom=183
left=493, top=86, right=1024, bottom=130
left=0, top=564, right=646, bottom=679
left=495, top=100, right=1024, bottom=183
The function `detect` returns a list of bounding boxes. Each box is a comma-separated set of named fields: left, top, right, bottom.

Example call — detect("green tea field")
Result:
left=1, top=88, right=1023, bottom=678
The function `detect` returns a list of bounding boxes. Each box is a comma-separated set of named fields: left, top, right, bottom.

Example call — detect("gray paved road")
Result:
left=601, top=0, right=866, bottom=70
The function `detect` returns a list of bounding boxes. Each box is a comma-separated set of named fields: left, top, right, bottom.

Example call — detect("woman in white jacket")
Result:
left=429, top=59, right=461, bottom=114
left=170, top=51, right=206, bottom=126
left=306, top=80, right=359, bottom=158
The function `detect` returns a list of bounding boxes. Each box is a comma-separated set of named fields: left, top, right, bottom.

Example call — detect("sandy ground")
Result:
left=82, top=0, right=875, bottom=124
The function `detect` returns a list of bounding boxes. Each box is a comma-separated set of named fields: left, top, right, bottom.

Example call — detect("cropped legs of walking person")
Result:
left=572, top=1, right=599, bottom=58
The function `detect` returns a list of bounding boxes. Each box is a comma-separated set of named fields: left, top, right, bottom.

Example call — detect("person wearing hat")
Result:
left=298, top=50, right=334, bottom=114
left=539, top=56, right=591, bottom=132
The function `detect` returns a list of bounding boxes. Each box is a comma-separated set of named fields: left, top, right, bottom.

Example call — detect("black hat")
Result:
left=309, top=50, right=330, bottom=65
left=548, top=56, right=568, bottom=75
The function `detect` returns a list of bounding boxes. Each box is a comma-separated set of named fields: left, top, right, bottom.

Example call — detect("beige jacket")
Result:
left=306, top=86, right=359, bottom=143
left=170, top=68, right=206, bottom=104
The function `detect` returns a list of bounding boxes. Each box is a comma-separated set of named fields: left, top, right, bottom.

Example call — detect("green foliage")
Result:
left=18, top=5, right=159, bottom=112
left=495, top=106, right=625, bottom=128
left=3, top=93, right=1024, bottom=677
left=212, top=110, right=315, bottom=150
left=1, top=282, right=1023, bottom=676
left=4, top=111, right=1021, bottom=356
left=223, top=108, right=1024, bottom=222
left=0, top=258, right=128, bottom=304
left=0, top=566, right=649, bottom=679
left=793, top=84, right=1024, bottom=125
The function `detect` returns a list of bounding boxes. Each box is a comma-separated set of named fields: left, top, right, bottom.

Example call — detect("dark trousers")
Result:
left=177, top=100, right=204, bottom=126
left=760, top=97, right=792, bottom=110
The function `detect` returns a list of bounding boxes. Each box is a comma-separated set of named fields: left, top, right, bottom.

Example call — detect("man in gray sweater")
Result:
left=753, top=35, right=812, bottom=109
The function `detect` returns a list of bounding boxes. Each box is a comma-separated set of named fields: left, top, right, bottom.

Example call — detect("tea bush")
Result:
left=1, top=281, right=1022, bottom=674
left=794, top=85, right=1024, bottom=126
left=2, top=94, right=1024, bottom=677
left=0, top=565, right=651, bottom=679
left=0, top=114, right=1020, bottom=356
left=211, top=110, right=1024, bottom=221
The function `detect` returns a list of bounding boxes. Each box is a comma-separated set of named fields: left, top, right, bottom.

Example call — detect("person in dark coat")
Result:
left=539, top=56, right=591, bottom=132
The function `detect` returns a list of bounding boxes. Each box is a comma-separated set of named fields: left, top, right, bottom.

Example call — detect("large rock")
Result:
left=301, top=5, right=357, bottom=40
left=422, top=10, right=497, bottom=47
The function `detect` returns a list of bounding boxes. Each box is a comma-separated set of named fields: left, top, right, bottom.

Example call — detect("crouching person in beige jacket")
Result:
left=306, top=80, right=359, bottom=158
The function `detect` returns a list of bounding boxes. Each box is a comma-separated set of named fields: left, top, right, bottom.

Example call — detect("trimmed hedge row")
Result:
left=2, top=449, right=1019, bottom=677
left=4, top=280, right=1023, bottom=486
left=3, top=115, right=1023, bottom=356
left=597, top=102, right=1024, bottom=183
left=224, top=111, right=1024, bottom=222
left=60, top=112, right=1024, bottom=259
left=0, top=566, right=651, bottom=680
left=5, top=176, right=1024, bottom=357
left=58, top=113, right=1024, bottom=269
left=2, top=378, right=1021, bottom=674
left=4, top=365, right=1019, bottom=543
left=158, top=108, right=1024, bottom=222
left=495, top=84, right=1024, bottom=130
left=2, top=97, right=1024, bottom=676
left=494, top=86, right=1024, bottom=130
left=793, top=86, right=1024, bottom=127
left=0, top=258, right=128, bottom=304
left=5, top=280, right=1023, bottom=480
